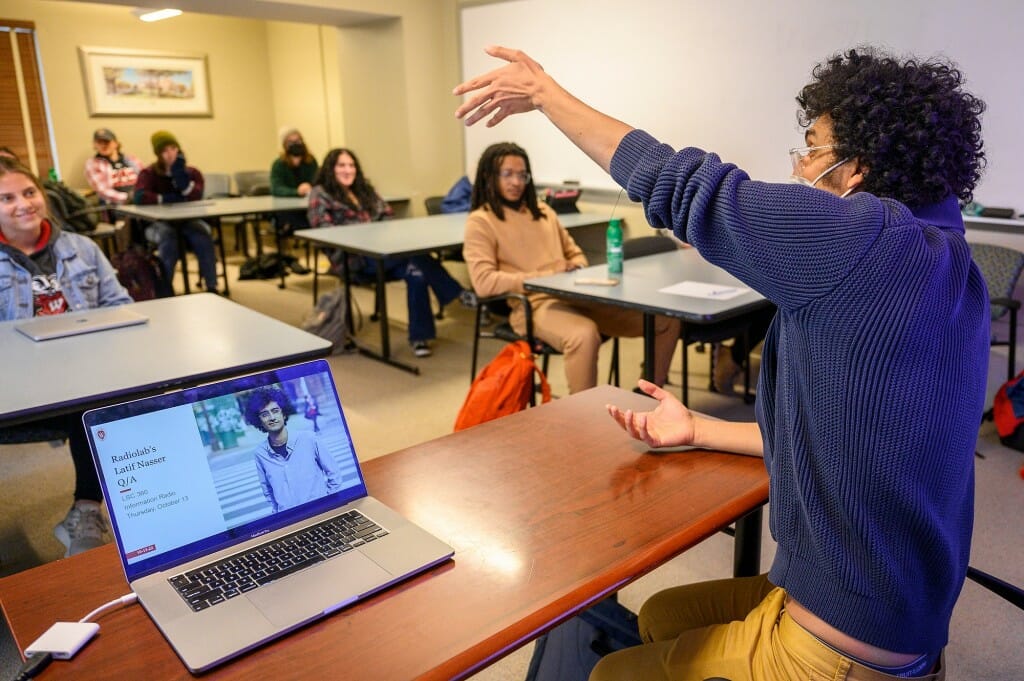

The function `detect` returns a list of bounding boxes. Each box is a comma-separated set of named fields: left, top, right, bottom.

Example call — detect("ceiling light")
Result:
left=132, top=8, right=183, bottom=22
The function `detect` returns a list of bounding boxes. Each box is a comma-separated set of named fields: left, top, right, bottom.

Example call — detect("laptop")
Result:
left=544, top=186, right=583, bottom=214
left=15, top=306, right=148, bottom=341
left=83, top=359, right=454, bottom=672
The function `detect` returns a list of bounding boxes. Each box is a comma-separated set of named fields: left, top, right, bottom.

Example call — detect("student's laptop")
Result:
left=83, top=360, right=454, bottom=672
left=15, top=306, right=148, bottom=341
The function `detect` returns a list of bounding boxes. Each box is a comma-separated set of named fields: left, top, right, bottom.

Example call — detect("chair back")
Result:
left=204, top=172, right=232, bottom=198
left=424, top=195, right=444, bottom=215
left=971, top=242, right=1024, bottom=321
left=623, top=234, right=678, bottom=259
left=234, top=170, right=271, bottom=196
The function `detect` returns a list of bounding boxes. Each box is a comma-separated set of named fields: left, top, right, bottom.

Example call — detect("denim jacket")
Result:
left=0, top=226, right=132, bottom=320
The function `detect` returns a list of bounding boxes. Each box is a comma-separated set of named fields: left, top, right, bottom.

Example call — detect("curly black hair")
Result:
left=313, top=148, right=386, bottom=218
left=796, top=47, right=986, bottom=206
left=243, top=386, right=295, bottom=432
left=470, top=142, right=543, bottom=221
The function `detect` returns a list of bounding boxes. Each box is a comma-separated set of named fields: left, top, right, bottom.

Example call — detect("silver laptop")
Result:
left=83, top=359, right=454, bottom=672
left=15, top=306, right=147, bottom=341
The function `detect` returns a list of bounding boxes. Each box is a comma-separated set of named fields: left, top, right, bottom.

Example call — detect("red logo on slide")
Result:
left=126, top=545, right=156, bottom=560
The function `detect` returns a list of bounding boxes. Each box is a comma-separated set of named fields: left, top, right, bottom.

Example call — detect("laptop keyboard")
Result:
left=168, top=510, right=389, bottom=611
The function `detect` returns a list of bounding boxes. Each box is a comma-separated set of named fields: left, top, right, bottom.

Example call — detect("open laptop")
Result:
left=83, top=359, right=454, bottom=672
left=15, top=306, right=148, bottom=341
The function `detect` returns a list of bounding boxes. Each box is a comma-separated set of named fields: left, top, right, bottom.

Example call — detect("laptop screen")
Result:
left=84, top=360, right=368, bottom=581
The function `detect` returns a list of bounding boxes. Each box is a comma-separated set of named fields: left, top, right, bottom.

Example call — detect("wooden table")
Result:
left=0, top=294, right=331, bottom=427
left=294, top=212, right=610, bottom=374
left=0, top=386, right=768, bottom=680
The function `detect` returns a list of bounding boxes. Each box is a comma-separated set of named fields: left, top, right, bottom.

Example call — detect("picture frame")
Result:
left=78, top=46, right=212, bottom=117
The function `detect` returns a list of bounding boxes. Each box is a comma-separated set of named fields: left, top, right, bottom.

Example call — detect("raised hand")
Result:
left=453, top=46, right=551, bottom=127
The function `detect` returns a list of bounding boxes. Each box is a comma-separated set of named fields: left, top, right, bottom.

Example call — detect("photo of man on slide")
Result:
left=243, top=387, right=344, bottom=513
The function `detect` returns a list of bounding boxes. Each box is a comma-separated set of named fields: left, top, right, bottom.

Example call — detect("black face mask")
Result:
left=286, top=142, right=306, bottom=157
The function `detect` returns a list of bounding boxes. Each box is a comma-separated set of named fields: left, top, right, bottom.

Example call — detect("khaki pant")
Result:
left=590, top=575, right=944, bottom=681
left=513, top=296, right=680, bottom=394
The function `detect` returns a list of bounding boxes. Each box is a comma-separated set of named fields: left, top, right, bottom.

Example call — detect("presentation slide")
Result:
left=90, top=406, right=228, bottom=564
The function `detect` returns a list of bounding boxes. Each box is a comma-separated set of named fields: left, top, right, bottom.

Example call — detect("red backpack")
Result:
left=992, top=369, right=1024, bottom=451
left=454, top=340, right=551, bottom=431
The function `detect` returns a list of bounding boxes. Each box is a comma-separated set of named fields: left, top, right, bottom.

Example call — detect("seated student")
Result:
left=134, top=131, right=219, bottom=293
left=83, top=127, right=142, bottom=221
left=307, top=148, right=472, bottom=358
left=0, top=158, right=133, bottom=556
left=463, top=142, right=679, bottom=393
left=270, top=127, right=318, bottom=232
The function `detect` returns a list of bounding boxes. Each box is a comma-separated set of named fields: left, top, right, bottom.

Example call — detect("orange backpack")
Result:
left=453, top=340, right=552, bottom=431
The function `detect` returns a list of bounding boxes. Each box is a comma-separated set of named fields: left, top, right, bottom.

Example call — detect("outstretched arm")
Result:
left=454, top=46, right=633, bottom=174
left=606, top=380, right=764, bottom=457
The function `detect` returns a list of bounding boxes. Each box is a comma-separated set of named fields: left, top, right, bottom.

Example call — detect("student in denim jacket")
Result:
left=0, top=158, right=132, bottom=558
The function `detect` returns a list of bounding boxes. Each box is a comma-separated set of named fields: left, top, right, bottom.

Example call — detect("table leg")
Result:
left=732, top=506, right=763, bottom=577
left=346, top=256, right=419, bottom=375
left=642, top=312, right=656, bottom=382
left=177, top=228, right=191, bottom=294
left=275, top=217, right=287, bottom=290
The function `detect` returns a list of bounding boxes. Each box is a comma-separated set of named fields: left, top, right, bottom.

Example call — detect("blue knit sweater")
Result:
left=610, top=129, right=989, bottom=653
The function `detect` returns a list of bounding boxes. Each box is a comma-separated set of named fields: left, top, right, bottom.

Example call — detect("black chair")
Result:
left=971, top=243, right=1024, bottom=380
left=233, top=170, right=272, bottom=257
left=424, top=195, right=444, bottom=215
left=470, top=293, right=560, bottom=407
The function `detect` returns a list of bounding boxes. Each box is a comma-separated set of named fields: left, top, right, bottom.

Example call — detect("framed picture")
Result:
left=78, top=46, right=212, bottom=117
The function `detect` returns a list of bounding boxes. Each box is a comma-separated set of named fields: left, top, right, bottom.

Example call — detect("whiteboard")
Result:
left=460, top=0, right=1023, bottom=206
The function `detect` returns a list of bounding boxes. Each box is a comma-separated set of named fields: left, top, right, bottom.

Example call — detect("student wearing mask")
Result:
left=270, top=127, right=318, bottom=233
left=455, top=45, right=987, bottom=681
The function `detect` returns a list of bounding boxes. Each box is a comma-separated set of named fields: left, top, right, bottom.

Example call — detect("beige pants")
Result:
left=591, top=575, right=944, bottom=681
left=512, top=296, right=679, bottom=394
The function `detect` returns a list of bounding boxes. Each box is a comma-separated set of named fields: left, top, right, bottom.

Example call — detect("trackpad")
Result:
left=247, top=552, right=391, bottom=627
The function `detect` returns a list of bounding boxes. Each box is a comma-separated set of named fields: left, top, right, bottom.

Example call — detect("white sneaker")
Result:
left=53, top=500, right=109, bottom=557
left=411, top=340, right=432, bottom=358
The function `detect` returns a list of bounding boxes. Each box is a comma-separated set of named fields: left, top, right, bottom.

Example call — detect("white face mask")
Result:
left=789, top=157, right=851, bottom=190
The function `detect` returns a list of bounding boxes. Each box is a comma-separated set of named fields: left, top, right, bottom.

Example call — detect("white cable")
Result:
left=78, top=592, right=138, bottom=623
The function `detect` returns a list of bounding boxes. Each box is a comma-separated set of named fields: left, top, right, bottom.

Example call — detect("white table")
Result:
left=0, top=294, right=331, bottom=427
left=294, top=212, right=611, bottom=374
left=115, top=197, right=311, bottom=294
left=525, top=248, right=771, bottom=398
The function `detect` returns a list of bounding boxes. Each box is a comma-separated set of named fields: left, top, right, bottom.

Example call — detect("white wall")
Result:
left=460, top=0, right=1023, bottom=208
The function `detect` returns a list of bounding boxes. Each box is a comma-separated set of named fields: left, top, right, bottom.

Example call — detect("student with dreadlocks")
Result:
left=462, top=142, right=679, bottom=393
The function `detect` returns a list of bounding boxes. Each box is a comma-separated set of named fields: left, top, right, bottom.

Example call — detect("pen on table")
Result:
left=707, top=287, right=736, bottom=297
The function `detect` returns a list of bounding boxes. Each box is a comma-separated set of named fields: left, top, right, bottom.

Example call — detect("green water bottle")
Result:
left=47, top=167, right=59, bottom=183
left=606, top=218, right=623, bottom=276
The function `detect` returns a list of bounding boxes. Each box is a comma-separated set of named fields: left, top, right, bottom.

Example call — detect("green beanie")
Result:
left=151, top=130, right=179, bottom=155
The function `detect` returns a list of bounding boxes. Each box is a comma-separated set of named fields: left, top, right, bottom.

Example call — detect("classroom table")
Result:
left=114, top=196, right=310, bottom=295
left=293, top=211, right=611, bottom=374
left=0, top=385, right=768, bottom=680
left=525, top=248, right=771, bottom=397
left=0, top=293, right=331, bottom=428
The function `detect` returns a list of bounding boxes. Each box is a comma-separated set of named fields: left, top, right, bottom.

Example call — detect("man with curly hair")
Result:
left=455, top=46, right=987, bottom=680
left=244, top=387, right=343, bottom=513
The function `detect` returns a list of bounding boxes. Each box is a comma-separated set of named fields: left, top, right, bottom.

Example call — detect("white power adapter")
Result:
left=24, top=621, right=99, bottom=659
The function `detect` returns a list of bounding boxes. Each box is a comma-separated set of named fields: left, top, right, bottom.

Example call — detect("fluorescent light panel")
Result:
left=132, top=8, right=183, bottom=22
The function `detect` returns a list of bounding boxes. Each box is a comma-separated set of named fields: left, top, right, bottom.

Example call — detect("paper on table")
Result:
left=658, top=280, right=749, bottom=300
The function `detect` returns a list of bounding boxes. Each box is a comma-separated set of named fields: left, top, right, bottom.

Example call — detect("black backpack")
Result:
left=111, top=245, right=174, bottom=301
left=43, top=180, right=100, bottom=233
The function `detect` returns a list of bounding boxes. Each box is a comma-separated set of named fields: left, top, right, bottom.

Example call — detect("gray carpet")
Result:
left=1, top=233, right=1021, bottom=680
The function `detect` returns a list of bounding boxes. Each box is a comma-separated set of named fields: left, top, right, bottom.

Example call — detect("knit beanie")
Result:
left=151, top=130, right=179, bottom=155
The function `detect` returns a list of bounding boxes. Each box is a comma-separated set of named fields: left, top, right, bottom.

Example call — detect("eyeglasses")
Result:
left=498, top=170, right=531, bottom=183
left=788, top=144, right=836, bottom=172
